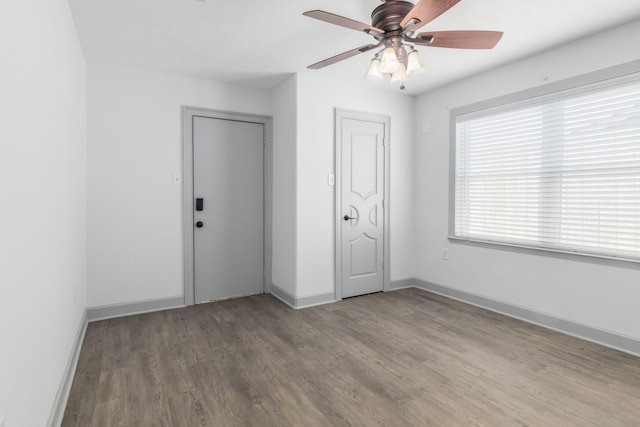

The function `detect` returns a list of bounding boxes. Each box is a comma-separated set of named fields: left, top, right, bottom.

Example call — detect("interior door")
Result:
left=340, top=116, right=386, bottom=298
left=193, top=116, right=264, bottom=303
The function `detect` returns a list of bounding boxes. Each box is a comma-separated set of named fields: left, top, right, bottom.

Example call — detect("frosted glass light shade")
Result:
left=364, top=58, right=383, bottom=81
left=406, top=49, right=424, bottom=76
left=390, top=64, right=406, bottom=83
left=378, top=47, right=401, bottom=74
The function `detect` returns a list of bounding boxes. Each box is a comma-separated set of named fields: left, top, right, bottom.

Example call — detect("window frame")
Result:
left=448, top=59, right=640, bottom=269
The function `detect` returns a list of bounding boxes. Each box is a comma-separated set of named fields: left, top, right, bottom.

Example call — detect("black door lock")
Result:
left=196, top=221, right=204, bottom=228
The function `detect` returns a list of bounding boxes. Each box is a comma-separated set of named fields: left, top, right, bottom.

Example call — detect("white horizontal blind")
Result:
left=455, top=73, right=640, bottom=261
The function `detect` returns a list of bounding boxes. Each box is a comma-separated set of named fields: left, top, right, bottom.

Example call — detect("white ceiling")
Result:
left=69, top=0, right=640, bottom=95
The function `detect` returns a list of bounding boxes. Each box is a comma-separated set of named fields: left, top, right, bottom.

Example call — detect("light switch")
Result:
left=328, top=174, right=335, bottom=186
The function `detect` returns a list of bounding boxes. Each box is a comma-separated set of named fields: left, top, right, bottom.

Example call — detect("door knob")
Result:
left=343, top=215, right=354, bottom=221
left=196, top=221, right=204, bottom=228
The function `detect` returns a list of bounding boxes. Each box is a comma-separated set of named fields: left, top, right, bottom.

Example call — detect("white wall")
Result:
left=0, top=0, right=87, bottom=425
left=414, top=20, right=640, bottom=340
left=87, top=65, right=414, bottom=305
left=270, top=75, right=298, bottom=295
left=87, top=63, right=271, bottom=307
left=296, top=72, right=415, bottom=297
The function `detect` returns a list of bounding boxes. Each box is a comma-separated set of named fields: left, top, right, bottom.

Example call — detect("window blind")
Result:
left=454, top=73, right=640, bottom=261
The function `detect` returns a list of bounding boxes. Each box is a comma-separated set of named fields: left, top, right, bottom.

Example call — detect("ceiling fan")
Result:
left=303, top=0, right=503, bottom=82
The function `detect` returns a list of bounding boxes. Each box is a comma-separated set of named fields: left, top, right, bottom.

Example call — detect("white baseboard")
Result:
left=270, top=283, right=335, bottom=309
left=47, top=309, right=88, bottom=427
left=87, top=295, right=185, bottom=322
left=392, top=279, right=640, bottom=358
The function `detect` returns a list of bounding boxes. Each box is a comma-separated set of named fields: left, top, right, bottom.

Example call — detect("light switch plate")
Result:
left=328, top=174, right=335, bottom=186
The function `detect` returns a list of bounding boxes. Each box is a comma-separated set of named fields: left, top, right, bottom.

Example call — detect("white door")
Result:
left=339, top=116, right=386, bottom=298
left=193, top=116, right=264, bottom=303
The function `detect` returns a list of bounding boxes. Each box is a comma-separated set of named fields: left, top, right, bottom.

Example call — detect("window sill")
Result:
left=447, top=236, right=640, bottom=270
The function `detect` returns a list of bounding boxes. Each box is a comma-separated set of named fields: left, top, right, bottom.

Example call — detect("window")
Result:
left=452, top=70, right=640, bottom=262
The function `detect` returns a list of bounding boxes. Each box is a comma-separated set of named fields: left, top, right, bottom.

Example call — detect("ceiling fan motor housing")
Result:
left=303, top=0, right=503, bottom=70
left=371, top=0, right=415, bottom=33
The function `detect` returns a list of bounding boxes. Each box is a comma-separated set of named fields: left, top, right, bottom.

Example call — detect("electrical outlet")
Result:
left=442, top=248, right=449, bottom=261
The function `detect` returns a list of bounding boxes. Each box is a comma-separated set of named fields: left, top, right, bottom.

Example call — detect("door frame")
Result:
left=182, top=107, right=273, bottom=306
left=334, top=109, right=391, bottom=301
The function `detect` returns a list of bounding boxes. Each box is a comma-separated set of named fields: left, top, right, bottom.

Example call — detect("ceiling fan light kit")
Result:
left=390, top=63, right=407, bottom=83
left=365, top=56, right=384, bottom=81
left=379, top=46, right=402, bottom=74
left=304, top=0, right=503, bottom=88
left=406, top=48, right=425, bottom=76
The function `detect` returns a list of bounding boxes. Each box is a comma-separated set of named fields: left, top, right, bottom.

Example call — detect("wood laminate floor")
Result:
left=63, top=288, right=640, bottom=426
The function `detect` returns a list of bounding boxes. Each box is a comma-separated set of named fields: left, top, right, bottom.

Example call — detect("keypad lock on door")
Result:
left=195, top=198, right=204, bottom=228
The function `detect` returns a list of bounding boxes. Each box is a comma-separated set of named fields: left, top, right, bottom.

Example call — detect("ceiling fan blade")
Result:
left=400, top=0, right=461, bottom=31
left=412, top=30, right=503, bottom=49
left=308, top=44, right=381, bottom=70
left=303, top=10, right=384, bottom=35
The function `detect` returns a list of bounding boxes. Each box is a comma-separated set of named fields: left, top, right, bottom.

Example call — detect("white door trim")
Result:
left=182, top=107, right=273, bottom=306
left=334, top=109, right=391, bottom=301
